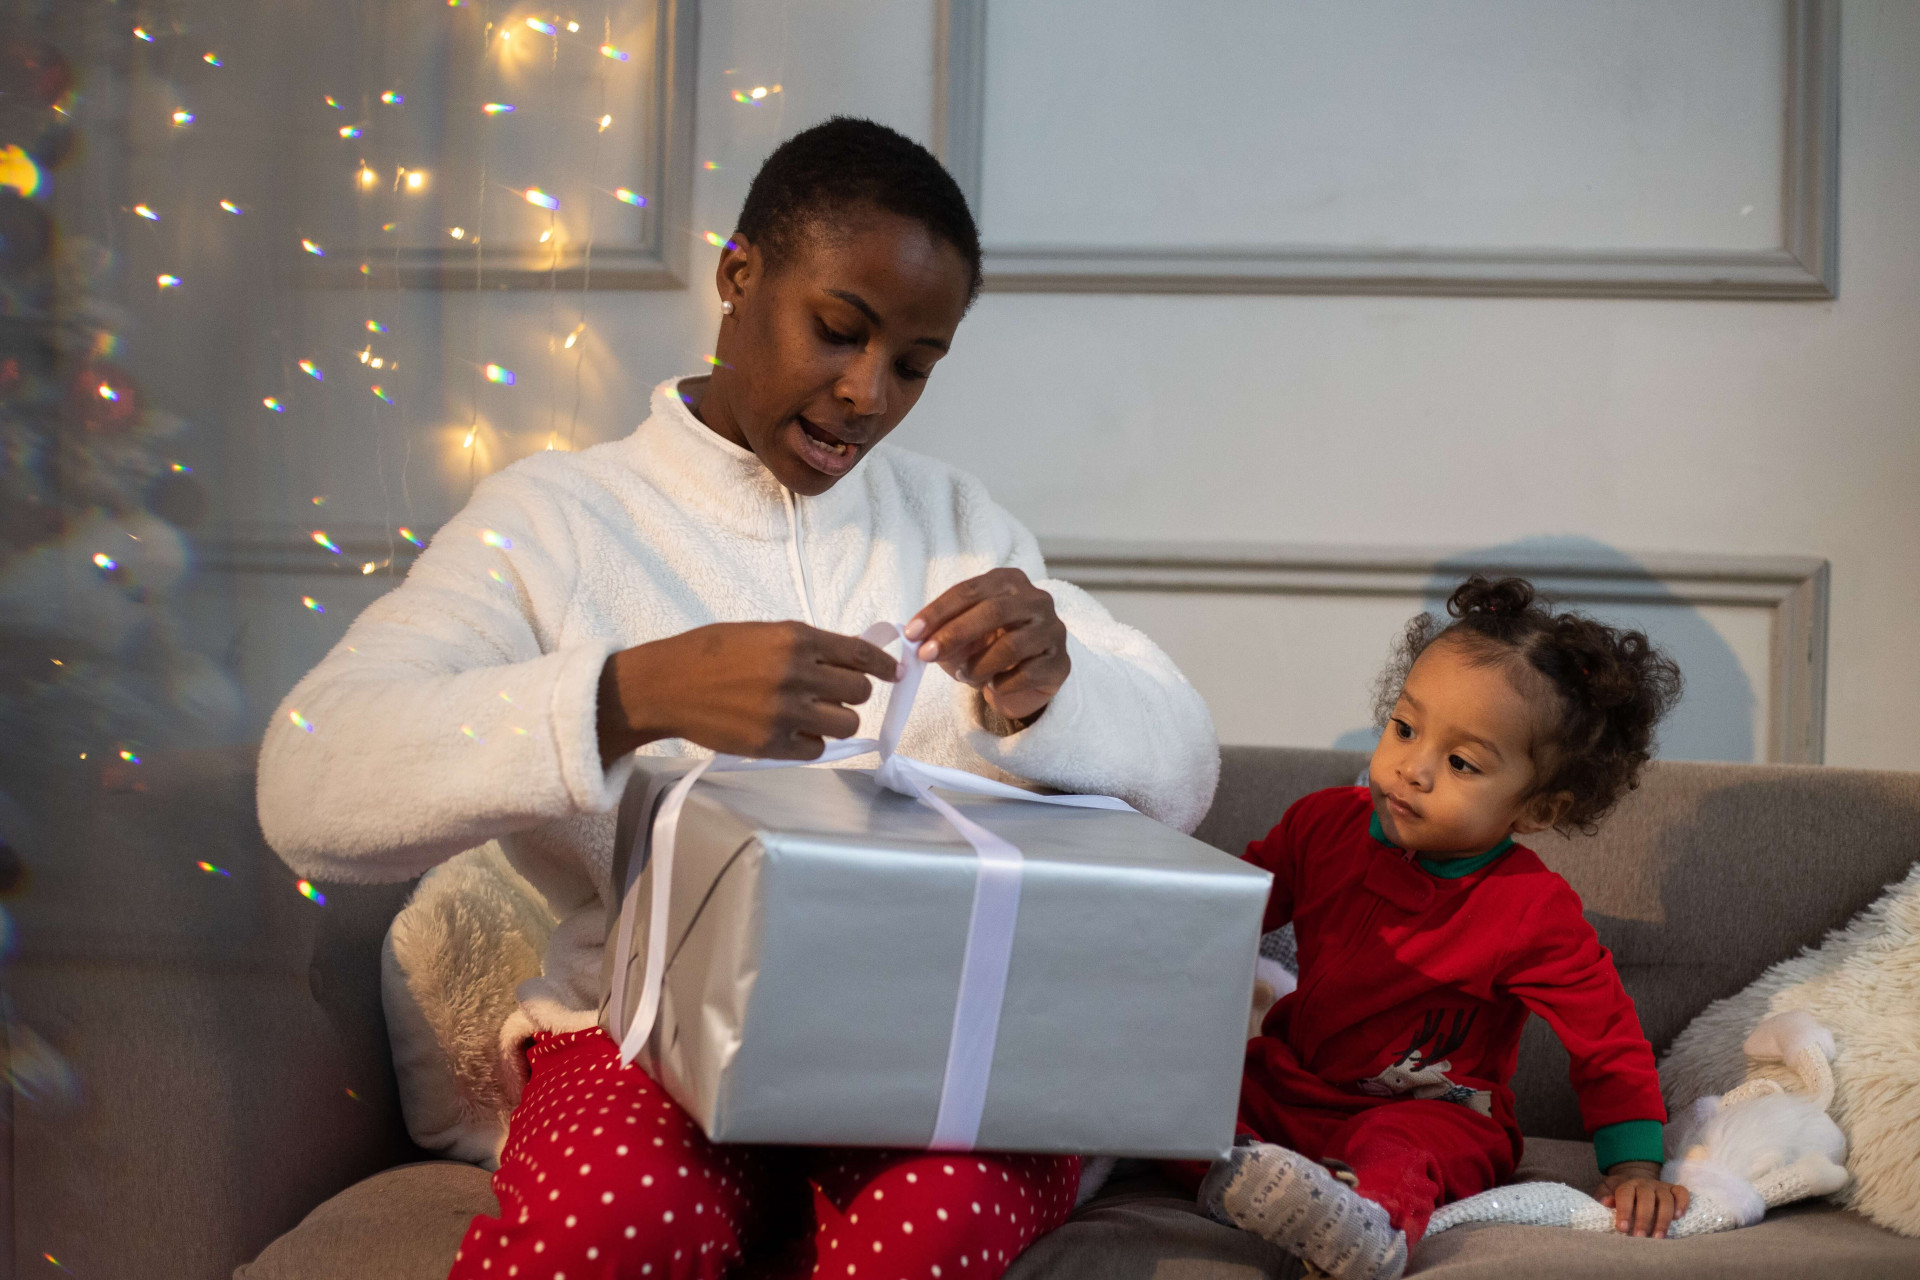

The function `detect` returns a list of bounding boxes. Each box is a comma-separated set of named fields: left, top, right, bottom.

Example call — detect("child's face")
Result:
left=1369, top=638, right=1557, bottom=855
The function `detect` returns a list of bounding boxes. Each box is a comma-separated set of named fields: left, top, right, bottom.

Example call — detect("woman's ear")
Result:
left=715, top=233, right=758, bottom=312
left=1512, top=790, right=1575, bottom=836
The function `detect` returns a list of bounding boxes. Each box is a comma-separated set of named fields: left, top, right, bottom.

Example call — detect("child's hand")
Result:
left=1596, top=1161, right=1690, bottom=1238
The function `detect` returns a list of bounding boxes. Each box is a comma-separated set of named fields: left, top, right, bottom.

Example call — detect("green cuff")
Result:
left=1592, top=1119, right=1665, bottom=1171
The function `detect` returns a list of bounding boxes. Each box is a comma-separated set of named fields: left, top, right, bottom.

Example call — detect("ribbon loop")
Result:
left=608, top=619, right=1132, bottom=1151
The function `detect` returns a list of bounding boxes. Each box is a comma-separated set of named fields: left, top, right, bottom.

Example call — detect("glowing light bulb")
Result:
left=404, top=169, right=427, bottom=191
left=449, top=226, right=466, bottom=239
left=482, top=103, right=515, bottom=115
left=599, top=114, right=613, bottom=131
left=484, top=363, right=515, bottom=385
left=600, top=44, right=629, bottom=61
left=157, top=274, right=182, bottom=288
left=752, top=86, right=770, bottom=99
left=615, top=188, right=645, bottom=206
left=220, top=199, right=243, bottom=214
left=302, top=238, right=325, bottom=256
left=357, top=165, right=378, bottom=189
left=289, top=709, right=314, bottom=732
left=524, top=188, right=558, bottom=210
left=564, top=323, right=585, bottom=349
left=568, top=21, right=581, bottom=33
left=171, top=110, right=195, bottom=126
left=311, top=531, right=341, bottom=553
left=462, top=428, right=476, bottom=448
left=538, top=228, right=553, bottom=243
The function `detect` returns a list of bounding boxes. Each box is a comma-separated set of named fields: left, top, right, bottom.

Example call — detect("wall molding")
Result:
left=1038, top=539, right=1829, bottom=764
left=314, top=0, right=698, bottom=291
left=935, top=0, right=1839, bottom=300
left=191, top=527, right=1831, bottom=764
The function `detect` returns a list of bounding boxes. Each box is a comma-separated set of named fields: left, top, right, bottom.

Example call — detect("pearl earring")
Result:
left=721, top=301, right=734, bottom=315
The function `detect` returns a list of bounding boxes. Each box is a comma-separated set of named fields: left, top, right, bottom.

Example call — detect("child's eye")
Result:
left=1448, top=754, right=1479, bottom=775
left=1392, top=718, right=1413, bottom=740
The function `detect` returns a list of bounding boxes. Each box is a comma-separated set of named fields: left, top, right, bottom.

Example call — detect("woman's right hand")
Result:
left=596, top=621, right=900, bottom=764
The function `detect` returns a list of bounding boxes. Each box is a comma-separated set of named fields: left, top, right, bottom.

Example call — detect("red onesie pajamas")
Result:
left=1232, top=787, right=1666, bottom=1244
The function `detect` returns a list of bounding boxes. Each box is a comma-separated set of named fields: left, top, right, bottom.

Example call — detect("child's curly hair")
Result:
left=1372, top=575, right=1683, bottom=834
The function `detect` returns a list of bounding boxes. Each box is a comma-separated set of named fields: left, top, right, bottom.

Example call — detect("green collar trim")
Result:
left=1369, top=809, right=1516, bottom=878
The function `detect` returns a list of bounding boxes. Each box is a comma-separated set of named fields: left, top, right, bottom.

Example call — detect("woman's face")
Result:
left=700, top=206, right=974, bottom=496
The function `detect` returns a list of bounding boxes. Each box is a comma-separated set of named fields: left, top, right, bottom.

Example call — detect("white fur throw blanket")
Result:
left=1658, top=860, right=1920, bottom=1236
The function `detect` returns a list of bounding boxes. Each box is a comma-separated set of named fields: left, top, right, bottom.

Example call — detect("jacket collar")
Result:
left=1368, top=809, right=1516, bottom=879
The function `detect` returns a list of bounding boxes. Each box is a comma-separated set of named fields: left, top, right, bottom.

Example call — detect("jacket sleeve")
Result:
left=947, top=486, right=1219, bottom=833
left=1241, top=797, right=1310, bottom=933
left=256, top=470, right=634, bottom=883
left=1499, top=885, right=1667, bottom=1136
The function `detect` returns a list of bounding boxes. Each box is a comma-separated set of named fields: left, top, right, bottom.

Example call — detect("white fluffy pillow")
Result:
left=381, top=842, right=558, bottom=1167
left=1659, top=860, right=1920, bottom=1236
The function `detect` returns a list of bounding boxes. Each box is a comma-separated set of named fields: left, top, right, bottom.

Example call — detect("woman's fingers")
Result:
left=907, top=568, right=1032, bottom=650
left=920, top=593, right=1030, bottom=667
left=807, top=629, right=900, bottom=683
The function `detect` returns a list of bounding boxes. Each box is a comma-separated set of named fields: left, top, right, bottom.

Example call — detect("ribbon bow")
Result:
left=608, top=621, right=1133, bottom=1150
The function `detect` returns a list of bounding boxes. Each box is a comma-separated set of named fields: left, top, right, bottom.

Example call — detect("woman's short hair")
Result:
left=736, top=117, right=983, bottom=301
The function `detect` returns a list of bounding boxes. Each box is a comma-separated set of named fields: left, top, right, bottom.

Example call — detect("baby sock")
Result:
left=1199, top=1142, right=1408, bottom=1280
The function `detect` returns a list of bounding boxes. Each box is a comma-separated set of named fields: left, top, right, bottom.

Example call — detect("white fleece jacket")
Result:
left=259, top=377, right=1220, bottom=1034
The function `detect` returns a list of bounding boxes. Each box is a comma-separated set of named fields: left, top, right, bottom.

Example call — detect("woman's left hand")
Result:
left=905, top=568, right=1070, bottom=725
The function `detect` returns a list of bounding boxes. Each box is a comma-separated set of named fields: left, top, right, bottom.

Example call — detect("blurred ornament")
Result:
left=0, top=37, right=74, bottom=107
left=0, top=145, right=42, bottom=196
left=66, top=363, right=143, bottom=435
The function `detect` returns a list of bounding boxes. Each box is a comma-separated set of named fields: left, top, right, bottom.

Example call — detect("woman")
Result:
left=259, top=118, right=1217, bottom=1280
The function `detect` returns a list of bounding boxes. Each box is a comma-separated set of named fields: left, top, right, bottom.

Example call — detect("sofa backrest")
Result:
left=1197, top=746, right=1920, bottom=1140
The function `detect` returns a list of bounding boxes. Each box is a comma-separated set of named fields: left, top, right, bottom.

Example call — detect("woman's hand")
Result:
left=597, top=621, right=899, bottom=764
left=906, top=568, right=1070, bottom=725
left=1596, top=1162, right=1690, bottom=1238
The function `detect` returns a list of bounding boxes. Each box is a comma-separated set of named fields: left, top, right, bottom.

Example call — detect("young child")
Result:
left=1200, top=576, right=1690, bottom=1279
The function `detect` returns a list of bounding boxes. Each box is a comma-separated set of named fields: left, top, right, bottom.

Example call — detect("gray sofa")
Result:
left=13, top=746, right=1920, bottom=1278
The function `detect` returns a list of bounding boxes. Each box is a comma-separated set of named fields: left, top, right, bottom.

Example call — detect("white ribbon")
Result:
left=607, top=621, right=1132, bottom=1151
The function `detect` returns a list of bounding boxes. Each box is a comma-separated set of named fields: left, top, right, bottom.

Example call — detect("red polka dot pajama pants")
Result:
left=448, top=1029, right=1082, bottom=1280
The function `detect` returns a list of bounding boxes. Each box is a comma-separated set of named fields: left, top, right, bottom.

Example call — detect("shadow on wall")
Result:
left=1331, top=536, right=1756, bottom=764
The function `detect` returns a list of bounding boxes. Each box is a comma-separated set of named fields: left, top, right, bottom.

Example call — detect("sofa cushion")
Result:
left=235, top=1161, right=495, bottom=1280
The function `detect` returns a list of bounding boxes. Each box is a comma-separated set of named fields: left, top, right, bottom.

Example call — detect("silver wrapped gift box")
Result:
left=599, top=760, right=1270, bottom=1158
